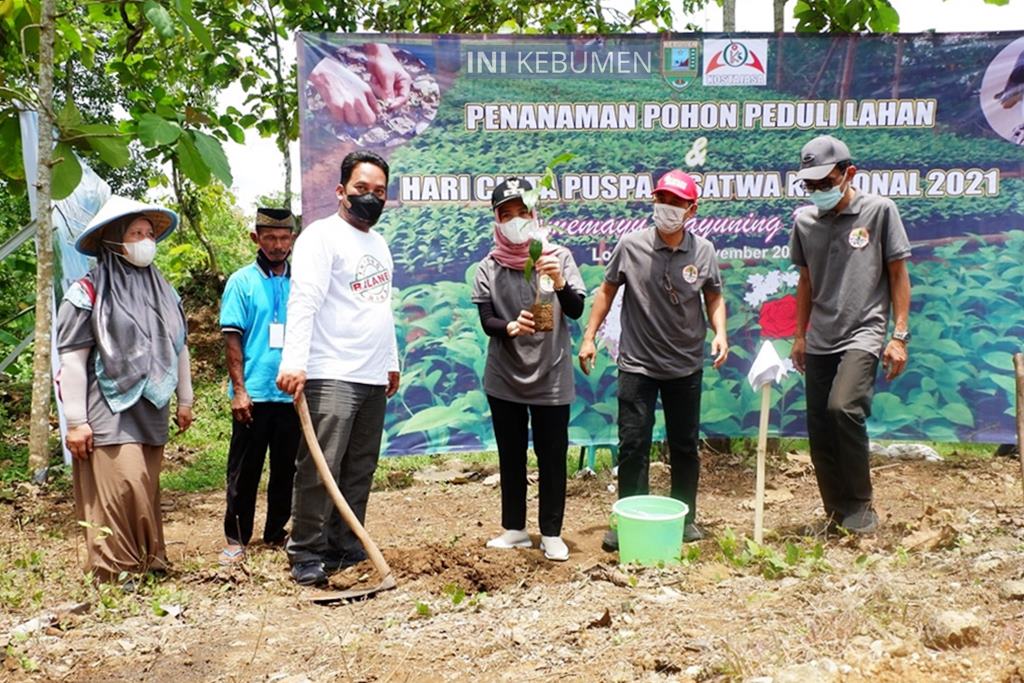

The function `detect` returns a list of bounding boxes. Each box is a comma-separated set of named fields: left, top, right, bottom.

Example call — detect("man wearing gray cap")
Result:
left=789, top=135, right=912, bottom=534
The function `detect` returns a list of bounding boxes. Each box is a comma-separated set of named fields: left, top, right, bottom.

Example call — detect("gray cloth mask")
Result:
left=91, top=232, right=186, bottom=410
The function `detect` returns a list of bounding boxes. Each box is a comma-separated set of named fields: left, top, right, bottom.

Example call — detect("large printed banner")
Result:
left=297, top=32, right=1024, bottom=455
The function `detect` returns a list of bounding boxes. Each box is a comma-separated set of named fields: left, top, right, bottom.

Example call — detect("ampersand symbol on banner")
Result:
left=685, top=136, right=708, bottom=167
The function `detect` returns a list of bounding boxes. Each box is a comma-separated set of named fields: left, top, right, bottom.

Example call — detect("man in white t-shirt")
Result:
left=277, top=150, right=400, bottom=587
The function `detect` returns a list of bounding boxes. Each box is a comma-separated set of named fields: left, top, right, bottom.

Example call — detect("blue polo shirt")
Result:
left=219, top=260, right=292, bottom=403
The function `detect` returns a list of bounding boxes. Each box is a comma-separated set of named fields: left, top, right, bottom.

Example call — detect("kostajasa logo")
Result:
left=662, top=39, right=699, bottom=90
left=706, top=41, right=766, bottom=75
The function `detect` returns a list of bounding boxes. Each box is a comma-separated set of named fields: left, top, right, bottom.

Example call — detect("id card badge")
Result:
left=269, top=323, right=285, bottom=349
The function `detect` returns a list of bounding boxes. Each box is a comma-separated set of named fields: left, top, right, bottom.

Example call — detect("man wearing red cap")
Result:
left=579, top=169, right=729, bottom=549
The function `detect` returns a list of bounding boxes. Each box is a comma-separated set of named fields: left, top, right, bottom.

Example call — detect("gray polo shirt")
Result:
left=471, top=248, right=586, bottom=405
left=605, top=229, right=722, bottom=380
left=789, top=191, right=911, bottom=357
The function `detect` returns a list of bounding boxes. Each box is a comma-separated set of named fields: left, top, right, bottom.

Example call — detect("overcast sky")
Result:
left=220, top=0, right=1018, bottom=214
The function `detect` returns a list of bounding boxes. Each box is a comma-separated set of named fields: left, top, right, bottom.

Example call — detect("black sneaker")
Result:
left=840, top=508, right=879, bottom=535
left=290, top=560, right=327, bottom=586
left=601, top=529, right=619, bottom=552
left=683, top=522, right=705, bottom=543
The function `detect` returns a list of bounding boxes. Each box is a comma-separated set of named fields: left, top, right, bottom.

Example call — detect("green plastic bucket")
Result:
left=612, top=495, right=689, bottom=566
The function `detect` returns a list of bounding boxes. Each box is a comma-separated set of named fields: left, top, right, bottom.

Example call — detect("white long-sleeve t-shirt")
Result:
left=279, top=213, right=399, bottom=385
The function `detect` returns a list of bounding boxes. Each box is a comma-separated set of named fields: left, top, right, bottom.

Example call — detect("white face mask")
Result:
left=122, top=238, right=157, bottom=268
left=652, top=203, right=690, bottom=234
left=497, top=216, right=538, bottom=245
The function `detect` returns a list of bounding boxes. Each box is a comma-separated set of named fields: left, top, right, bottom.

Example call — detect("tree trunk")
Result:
left=262, top=0, right=292, bottom=206
left=839, top=35, right=857, bottom=101
left=280, top=112, right=292, bottom=207
left=892, top=36, right=904, bottom=98
left=774, top=0, right=786, bottom=90
left=722, top=0, right=736, bottom=31
left=28, top=0, right=57, bottom=478
left=171, top=163, right=220, bottom=275
left=806, top=39, right=838, bottom=99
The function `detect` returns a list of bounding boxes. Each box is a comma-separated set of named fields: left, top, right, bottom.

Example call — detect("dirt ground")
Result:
left=2, top=451, right=1024, bottom=683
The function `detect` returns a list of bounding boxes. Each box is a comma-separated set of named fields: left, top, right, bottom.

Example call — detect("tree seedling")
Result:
left=518, top=153, right=575, bottom=332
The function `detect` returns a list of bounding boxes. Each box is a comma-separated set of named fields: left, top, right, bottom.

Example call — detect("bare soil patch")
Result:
left=2, top=451, right=1023, bottom=682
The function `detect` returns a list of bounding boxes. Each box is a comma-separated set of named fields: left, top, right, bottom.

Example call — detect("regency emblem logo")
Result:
left=662, top=40, right=700, bottom=91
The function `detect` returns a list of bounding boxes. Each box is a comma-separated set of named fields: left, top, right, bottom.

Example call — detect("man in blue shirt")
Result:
left=218, top=208, right=299, bottom=564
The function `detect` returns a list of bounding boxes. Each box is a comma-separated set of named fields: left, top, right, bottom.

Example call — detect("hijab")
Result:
left=488, top=218, right=563, bottom=271
left=90, top=219, right=186, bottom=411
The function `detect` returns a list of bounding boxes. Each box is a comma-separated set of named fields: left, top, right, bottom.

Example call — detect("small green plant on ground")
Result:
left=0, top=548, right=46, bottom=611
left=441, top=582, right=486, bottom=610
left=716, top=527, right=829, bottom=579
left=682, top=544, right=701, bottom=565
left=443, top=582, right=466, bottom=606
left=412, top=583, right=487, bottom=621
left=4, top=638, right=38, bottom=673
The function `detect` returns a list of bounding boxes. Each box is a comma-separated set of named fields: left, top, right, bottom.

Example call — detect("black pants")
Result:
left=804, top=350, right=879, bottom=520
left=224, top=402, right=299, bottom=545
left=488, top=395, right=569, bottom=537
left=617, top=370, right=702, bottom=525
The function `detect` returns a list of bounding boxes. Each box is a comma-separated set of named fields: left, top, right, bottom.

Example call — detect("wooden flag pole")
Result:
left=754, top=383, right=771, bottom=544
left=1014, top=353, right=1024, bottom=504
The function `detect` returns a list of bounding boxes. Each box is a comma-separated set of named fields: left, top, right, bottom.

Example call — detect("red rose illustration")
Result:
left=759, top=294, right=797, bottom=338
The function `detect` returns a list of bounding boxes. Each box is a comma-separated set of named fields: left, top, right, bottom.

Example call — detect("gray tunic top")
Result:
left=471, top=249, right=586, bottom=405
left=604, top=229, right=723, bottom=380
left=56, top=298, right=172, bottom=448
left=789, top=191, right=912, bottom=357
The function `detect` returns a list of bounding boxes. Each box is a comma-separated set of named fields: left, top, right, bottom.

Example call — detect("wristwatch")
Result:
left=892, top=329, right=911, bottom=344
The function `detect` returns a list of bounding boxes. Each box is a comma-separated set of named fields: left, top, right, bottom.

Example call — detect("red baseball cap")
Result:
left=654, top=169, right=699, bottom=204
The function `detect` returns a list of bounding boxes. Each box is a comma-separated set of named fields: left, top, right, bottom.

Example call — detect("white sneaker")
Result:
left=540, top=535, right=569, bottom=561
left=486, top=529, right=532, bottom=549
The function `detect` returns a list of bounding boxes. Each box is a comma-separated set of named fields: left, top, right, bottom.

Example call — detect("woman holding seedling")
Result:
left=472, top=177, right=587, bottom=561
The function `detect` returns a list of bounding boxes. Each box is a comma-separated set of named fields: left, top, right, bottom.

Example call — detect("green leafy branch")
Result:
left=521, top=151, right=576, bottom=296
left=793, top=0, right=899, bottom=32
left=520, top=151, right=575, bottom=211
left=522, top=237, right=543, bottom=283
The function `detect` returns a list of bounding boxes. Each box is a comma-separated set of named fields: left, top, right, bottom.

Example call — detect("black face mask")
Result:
left=257, top=248, right=289, bottom=270
left=345, top=192, right=385, bottom=227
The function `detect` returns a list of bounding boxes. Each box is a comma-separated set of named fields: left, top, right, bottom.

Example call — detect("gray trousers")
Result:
left=287, top=379, right=386, bottom=566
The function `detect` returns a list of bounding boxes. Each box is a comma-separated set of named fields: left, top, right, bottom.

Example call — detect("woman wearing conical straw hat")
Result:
left=55, top=196, right=194, bottom=585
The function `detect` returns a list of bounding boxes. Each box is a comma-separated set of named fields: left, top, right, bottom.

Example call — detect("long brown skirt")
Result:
left=73, top=443, right=167, bottom=582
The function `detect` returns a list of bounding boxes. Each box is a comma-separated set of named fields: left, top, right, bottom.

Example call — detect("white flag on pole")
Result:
left=746, top=340, right=789, bottom=391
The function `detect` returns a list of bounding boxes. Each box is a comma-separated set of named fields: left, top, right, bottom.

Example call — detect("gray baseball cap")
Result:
left=797, top=135, right=851, bottom=181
